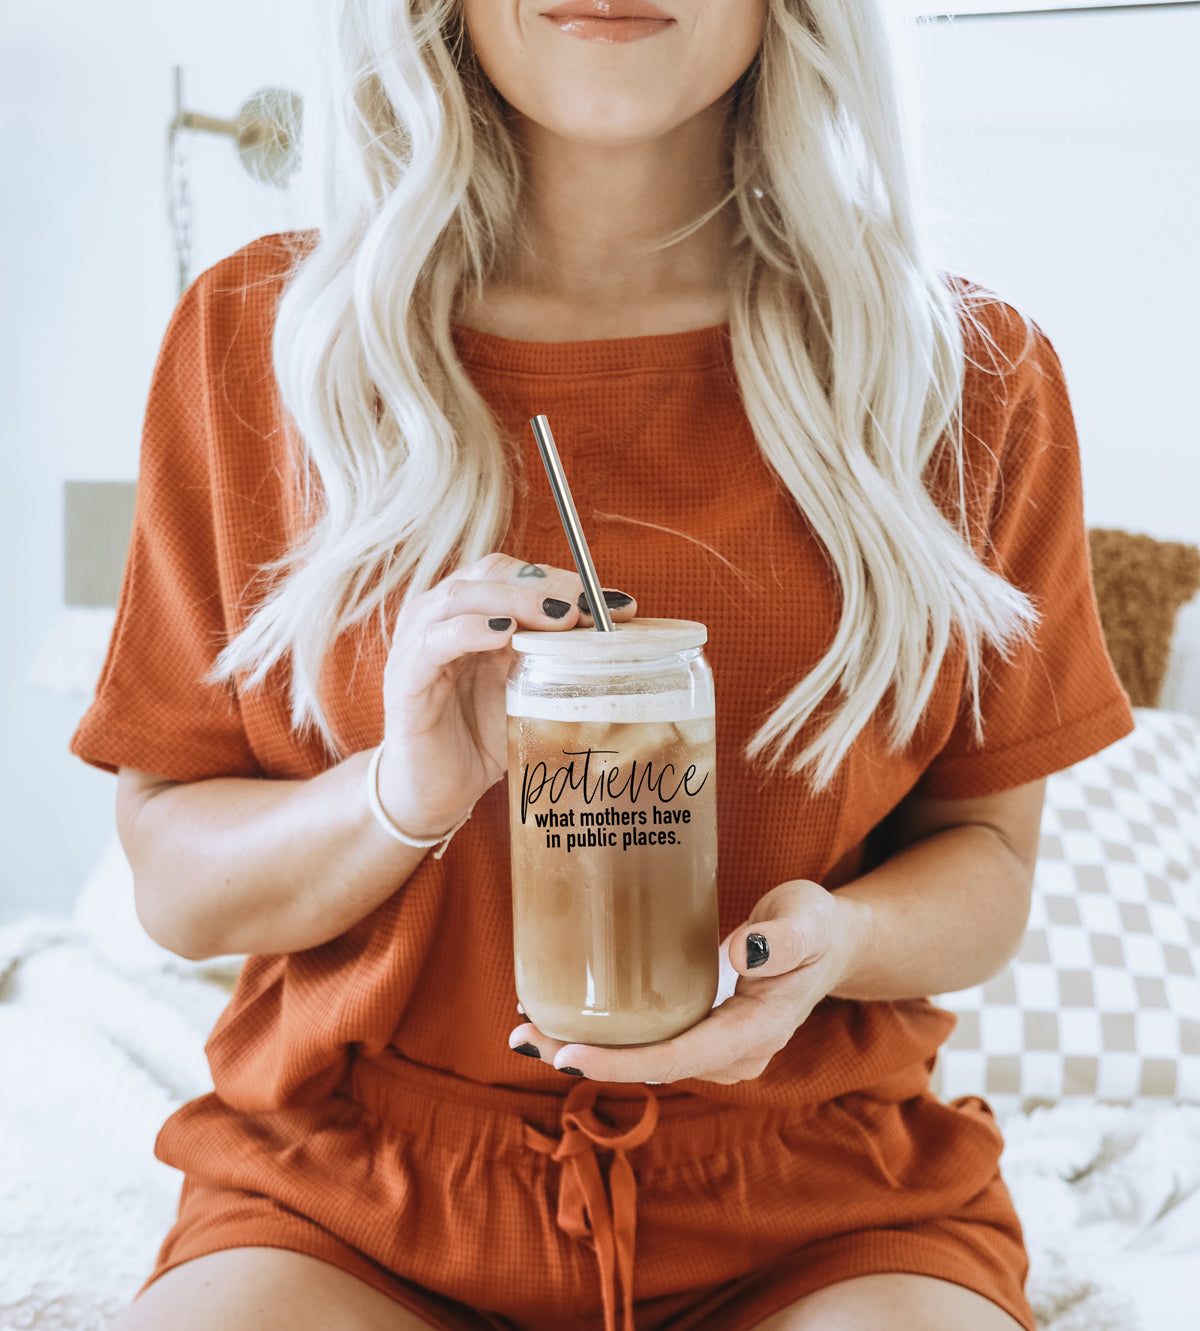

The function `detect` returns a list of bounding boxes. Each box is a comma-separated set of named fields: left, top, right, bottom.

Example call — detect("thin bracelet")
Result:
left=366, top=742, right=474, bottom=860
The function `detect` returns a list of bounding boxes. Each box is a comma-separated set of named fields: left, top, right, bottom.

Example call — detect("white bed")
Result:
left=2, top=710, right=1199, bottom=1330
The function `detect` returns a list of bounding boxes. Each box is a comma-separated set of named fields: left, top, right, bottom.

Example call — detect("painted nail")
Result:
left=577, top=590, right=634, bottom=614
left=518, top=564, right=547, bottom=579
left=558, top=1066, right=585, bottom=1077
left=746, top=933, right=769, bottom=969
left=542, top=598, right=572, bottom=619
left=512, top=1042, right=541, bottom=1059
left=488, top=617, right=513, bottom=631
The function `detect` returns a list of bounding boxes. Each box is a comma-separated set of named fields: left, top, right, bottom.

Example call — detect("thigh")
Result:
left=753, top=1273, right=1027, bottom=1331
left=108, top=1247, right=440, bottom=1331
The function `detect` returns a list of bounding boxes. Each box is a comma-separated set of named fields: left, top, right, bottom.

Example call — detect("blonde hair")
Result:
left=214, top=0, right=1036, bottom=790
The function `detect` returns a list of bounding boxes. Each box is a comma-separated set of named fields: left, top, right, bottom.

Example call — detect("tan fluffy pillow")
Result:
left=1088, top=529, right=1200, bottom=708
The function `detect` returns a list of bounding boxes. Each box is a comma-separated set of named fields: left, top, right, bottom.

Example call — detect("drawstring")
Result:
left=524, top=1082, right=660, bottom=1331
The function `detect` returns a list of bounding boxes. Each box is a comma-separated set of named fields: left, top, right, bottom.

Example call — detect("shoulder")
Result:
left=177, top=229, right=317, bottom=339
left=190, top=229, right=317, bottom=298
left=934, top=278, right=1079, bottom=544
left=943, top=275, right=1065, bottom=417
left=155, top=230, right=317, bottom=413
left=145, top=232, right=318, bottom=478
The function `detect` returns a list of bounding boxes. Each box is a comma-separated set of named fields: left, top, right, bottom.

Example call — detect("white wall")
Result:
left=1, top=2, right=1197, bottom=921
left=914, top=5, right=1200, bottom=544
left=1, top=0, right=319, bottom=922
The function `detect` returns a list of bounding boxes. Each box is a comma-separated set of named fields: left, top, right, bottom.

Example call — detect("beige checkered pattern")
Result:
left=933, top=710, right=1200, bottom=1112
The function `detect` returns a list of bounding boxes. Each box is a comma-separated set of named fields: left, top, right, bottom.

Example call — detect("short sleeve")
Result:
left=69, top=279, right=262, bottom=782
left=914, top=322, right=1134, bottom=799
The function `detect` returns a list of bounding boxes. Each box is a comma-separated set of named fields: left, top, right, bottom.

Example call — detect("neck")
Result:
left=462, top=103, right=738, bottom=339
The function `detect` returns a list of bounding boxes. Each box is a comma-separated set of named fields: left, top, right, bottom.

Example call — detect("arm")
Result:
left=829, top=778, right=1045, bottom=1001
left=120, top=555, right=636, bottom=962
left=510, top=779, right=1046, bottom=1083
left=117, top=755, right=427, bottom=961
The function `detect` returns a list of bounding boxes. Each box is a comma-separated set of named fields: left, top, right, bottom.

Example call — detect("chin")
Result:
left=533, top=95, right=692, bottom=146
left=553, top=120, right=676, bottom=148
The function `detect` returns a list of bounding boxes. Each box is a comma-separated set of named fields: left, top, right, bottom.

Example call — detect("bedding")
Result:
left=3, top=713, right=1199, bottom=1330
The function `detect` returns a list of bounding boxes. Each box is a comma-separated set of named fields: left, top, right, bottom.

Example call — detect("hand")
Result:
left=377, top=553, right=637, bottom=840
left=508, top=880, right=866, bottom=1085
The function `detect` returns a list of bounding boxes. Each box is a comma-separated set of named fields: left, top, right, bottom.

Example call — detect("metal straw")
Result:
left=529, top=415, right=615, bottom=632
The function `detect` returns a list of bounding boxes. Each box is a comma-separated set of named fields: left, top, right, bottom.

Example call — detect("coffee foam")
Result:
left=506, top=690, right=713, bottom=724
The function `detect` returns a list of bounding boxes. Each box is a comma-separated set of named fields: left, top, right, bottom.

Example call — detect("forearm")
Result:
left=120, top=749, right=428, bottom=960
left=829, top=822, right=1035, bottom=1002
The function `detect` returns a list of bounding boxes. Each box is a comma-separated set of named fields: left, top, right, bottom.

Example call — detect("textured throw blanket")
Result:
left=2, top=917, right=1197, bottom=1331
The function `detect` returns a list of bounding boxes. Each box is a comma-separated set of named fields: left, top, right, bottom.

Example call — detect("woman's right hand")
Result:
left=375, top=553, right=637, bottom=842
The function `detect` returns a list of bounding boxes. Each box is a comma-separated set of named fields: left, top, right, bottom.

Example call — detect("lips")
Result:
left=541, top=1, right=672, bottom=19
left=539, top=0, right=674, bottom=45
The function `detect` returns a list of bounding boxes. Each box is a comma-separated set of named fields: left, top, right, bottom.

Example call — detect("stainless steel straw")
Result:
left=529, top=415, right=615, bottom=632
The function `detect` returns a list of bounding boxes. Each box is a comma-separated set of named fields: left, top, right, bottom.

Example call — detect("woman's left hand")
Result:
left=507, top=879, right=865, bottom=1085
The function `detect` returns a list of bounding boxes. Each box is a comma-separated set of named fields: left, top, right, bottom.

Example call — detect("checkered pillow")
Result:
left=932, top=709, right=1200, bottom=1112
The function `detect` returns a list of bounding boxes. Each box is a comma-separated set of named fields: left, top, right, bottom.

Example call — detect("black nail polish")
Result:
left=512, top=1042, right=541, bottom=1059
left=746, top=933, right=769, bottom=969
left=488, top=617, right=513, bottom=631
left=558, top=1066, right=585, bottom=1077
left=542, top=598, right=572, bottom=619
left=577, top=589, right=634, bottom=614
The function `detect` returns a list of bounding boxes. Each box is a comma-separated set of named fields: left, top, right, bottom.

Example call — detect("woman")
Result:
left=72, top=1, right=1133, bottom=1328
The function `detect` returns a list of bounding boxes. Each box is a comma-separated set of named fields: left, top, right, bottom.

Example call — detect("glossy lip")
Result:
left=543, top=18, right=673, bottom=43
left=541, top=1, right=672, bottom=20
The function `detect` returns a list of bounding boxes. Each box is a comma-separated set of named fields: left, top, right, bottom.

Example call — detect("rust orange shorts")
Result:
left=144, top=1054, right=1035, bottom=1331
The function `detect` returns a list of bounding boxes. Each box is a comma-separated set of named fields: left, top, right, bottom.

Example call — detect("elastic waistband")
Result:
left=349, top=1050, right=817, bottom=1169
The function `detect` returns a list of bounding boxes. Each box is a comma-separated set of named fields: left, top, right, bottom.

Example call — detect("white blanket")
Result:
left=2, top=916, right=1198, bottom=1331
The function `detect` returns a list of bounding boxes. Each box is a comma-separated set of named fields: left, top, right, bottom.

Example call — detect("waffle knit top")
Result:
left=71, top=232, right=1134, bottom=1113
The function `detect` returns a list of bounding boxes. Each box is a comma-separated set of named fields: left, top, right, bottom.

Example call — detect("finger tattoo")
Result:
left=517, top=563, right=547, bottom=579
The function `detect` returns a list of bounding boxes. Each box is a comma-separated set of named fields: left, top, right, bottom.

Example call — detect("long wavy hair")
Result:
left=213, top=0, right=1036, bottom=790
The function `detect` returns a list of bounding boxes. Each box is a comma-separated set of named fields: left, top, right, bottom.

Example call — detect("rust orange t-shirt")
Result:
left=71, top=232, right=1133, bottom=1117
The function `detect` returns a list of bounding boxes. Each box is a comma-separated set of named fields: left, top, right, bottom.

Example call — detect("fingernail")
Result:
left=558, top=1066, right=585, bottom=1077
left=488, top=617, right=513, bottom=631
left=746, top=933, right=769, bottom=969
left=578, top=589, right=634, bottom=614
left=542, top=598, right=572, bottom=619
left=512, top=1042, right=541, bottom=1059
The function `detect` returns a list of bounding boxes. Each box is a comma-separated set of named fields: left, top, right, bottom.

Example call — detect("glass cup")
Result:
left=506, top=618, right=719, bottom=1046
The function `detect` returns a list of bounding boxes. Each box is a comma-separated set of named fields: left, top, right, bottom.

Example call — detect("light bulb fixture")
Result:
left=166, top=67, right=304, bottom=293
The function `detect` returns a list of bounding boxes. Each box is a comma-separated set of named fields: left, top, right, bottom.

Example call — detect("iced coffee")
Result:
left=507, top=619, right=718, bottom=1046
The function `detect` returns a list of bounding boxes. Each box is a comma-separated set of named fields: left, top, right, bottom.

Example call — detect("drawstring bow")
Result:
left=524, top=1081, right=660, bottom=1331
